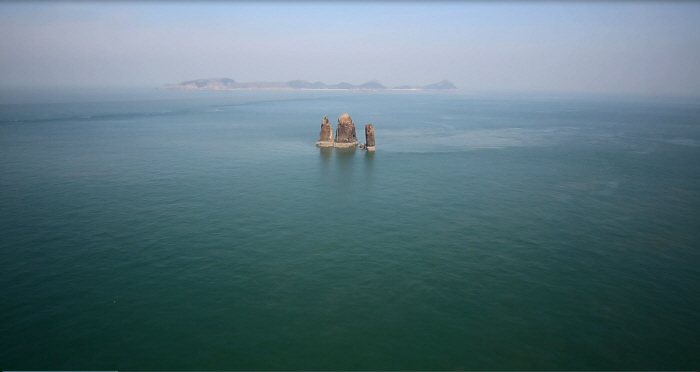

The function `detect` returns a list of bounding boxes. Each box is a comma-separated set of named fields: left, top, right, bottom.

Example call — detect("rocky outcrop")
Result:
left=364, top=124, right=375, bottom=151
left=316, top=115, right=334, bottom=147
left=314, top=113, right=376, bottom=149
left=334, top=113, right=358, bottom=148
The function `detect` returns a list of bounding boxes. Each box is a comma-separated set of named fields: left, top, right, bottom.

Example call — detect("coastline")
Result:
left=158, top=87, right=456, bottom=92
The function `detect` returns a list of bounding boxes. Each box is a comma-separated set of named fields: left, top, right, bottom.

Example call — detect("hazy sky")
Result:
left=1, top=1, right=700, bottom=94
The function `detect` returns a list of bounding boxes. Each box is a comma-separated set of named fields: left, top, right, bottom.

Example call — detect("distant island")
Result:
left=159, top=78, right=457, bottom=91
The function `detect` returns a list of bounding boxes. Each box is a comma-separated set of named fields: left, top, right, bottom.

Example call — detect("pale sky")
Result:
left=1, top=1, right=700, bottom=94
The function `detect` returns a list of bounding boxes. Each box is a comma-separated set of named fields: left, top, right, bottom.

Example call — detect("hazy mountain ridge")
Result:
left=160, top=78, right=457, bottom=91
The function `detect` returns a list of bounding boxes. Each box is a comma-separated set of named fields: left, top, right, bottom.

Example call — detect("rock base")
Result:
left=316, top=140, right=335, bottom=147
left=365, top=146, right=375, bottom=151
left=333, top=141, right=358, bottom=148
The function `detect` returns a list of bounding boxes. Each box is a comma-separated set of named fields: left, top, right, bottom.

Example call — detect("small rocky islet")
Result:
left=316, top=113, right=375, bottom=151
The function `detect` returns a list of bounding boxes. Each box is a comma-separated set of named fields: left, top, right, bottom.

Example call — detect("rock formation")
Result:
left=334, top=113, right=358, bottom=148
left=364, top=124, right=375, bottom=151
left=316, top=115, right=334, bottom=147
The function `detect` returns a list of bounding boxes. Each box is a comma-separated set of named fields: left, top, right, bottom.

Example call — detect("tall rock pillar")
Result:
left=316, top=115, right=334, bottom=147
left=334, top=113, right=358, bottom=148
left=364, top=124, right=375, bottom=151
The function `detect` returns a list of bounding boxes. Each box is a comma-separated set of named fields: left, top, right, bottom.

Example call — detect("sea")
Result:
left=1, top=87, right=699, bottom=370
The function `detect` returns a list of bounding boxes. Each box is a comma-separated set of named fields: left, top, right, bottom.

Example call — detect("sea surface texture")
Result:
left=1, top=89, right=699, bottom=370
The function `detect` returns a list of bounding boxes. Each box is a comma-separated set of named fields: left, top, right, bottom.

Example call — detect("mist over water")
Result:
left=1, top=89, right=699, bottom=369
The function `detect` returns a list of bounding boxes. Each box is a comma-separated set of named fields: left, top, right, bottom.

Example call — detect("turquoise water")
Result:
left=1, top=89, right=699, bottom=370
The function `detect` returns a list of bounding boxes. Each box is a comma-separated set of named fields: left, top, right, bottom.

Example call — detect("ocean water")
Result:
left=1, top=88, right=699, bottom=370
